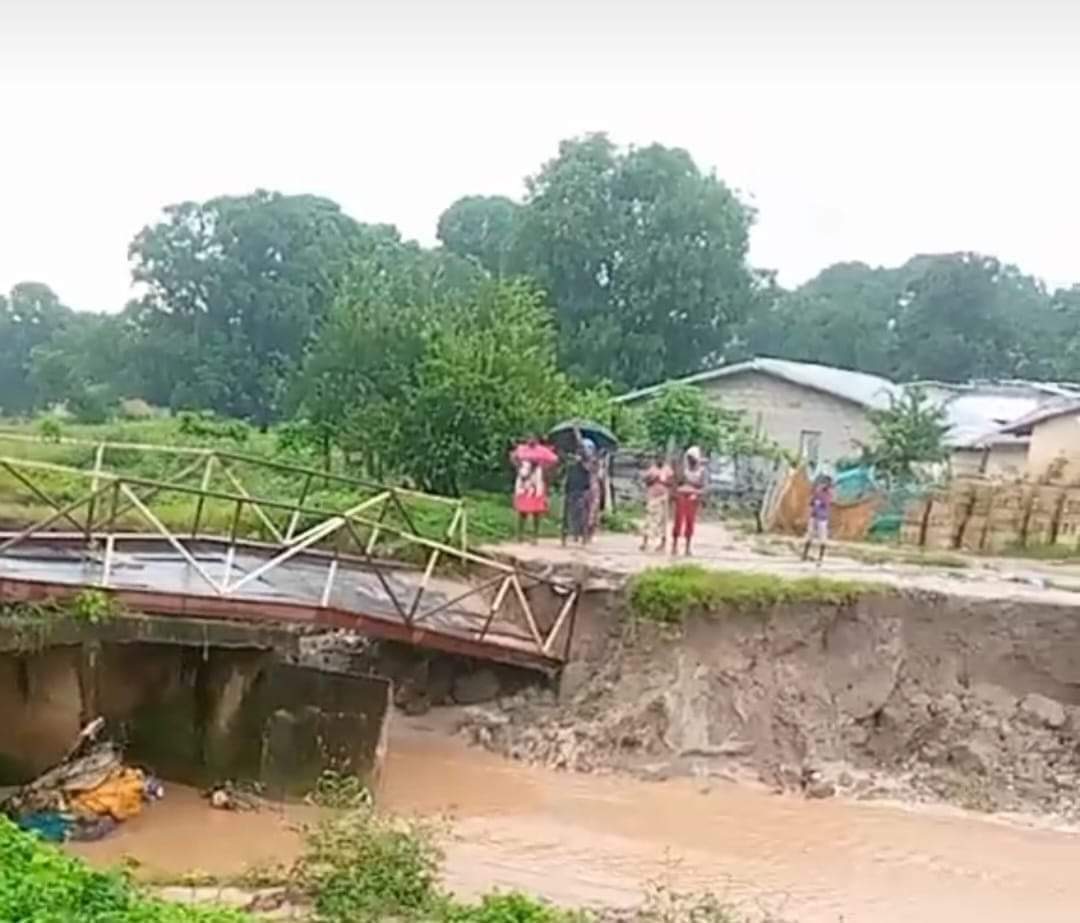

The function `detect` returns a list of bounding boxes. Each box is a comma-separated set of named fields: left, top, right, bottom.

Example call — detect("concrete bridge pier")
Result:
left=0, top=614, right=391, bottom=798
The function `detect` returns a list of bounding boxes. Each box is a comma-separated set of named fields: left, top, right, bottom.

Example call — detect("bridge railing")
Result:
left=0, top=431, right=469, bottom=550
left=0, top=444, right=577, bottom=664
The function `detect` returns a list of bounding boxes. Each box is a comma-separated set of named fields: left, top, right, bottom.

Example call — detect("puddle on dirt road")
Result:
left=73, top=716, right=1080, bottom=923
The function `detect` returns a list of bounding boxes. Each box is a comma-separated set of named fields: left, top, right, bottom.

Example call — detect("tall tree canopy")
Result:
left=741, top=253, right=1070, bottom=383
left=440, top=134, right=759, bottom=390
left=126, top=190, right=376, bottom=422
left=0, top=283, right=74, bottom=415
left=6, top=136, right=1080, bottom=437
left=738, top=262, right=900, bottom=377
left=436, top=195, right=519, bottom=277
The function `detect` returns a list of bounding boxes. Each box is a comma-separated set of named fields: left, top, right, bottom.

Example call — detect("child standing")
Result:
left=802, top=475, right=833, bottom=564
left=639, top=453, right=673, bottom=552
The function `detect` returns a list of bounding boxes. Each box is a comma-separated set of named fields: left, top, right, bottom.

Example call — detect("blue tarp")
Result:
left=833, top=466, right=876, bottom=503
left=832, top=465, right=930, bottom=539
left=18, top=811, right=73, bottom=843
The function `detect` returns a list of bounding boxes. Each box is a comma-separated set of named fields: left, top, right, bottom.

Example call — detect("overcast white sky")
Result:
left=1, top=0, right=1078, bottom=311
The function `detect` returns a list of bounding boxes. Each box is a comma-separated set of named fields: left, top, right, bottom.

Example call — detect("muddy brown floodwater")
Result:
left=73, top=715, right=1080, bottom=923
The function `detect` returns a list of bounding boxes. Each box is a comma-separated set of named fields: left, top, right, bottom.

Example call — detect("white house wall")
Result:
left=695, top=371, right=874, bottom=463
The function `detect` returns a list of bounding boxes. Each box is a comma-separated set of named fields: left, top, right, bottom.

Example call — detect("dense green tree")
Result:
left=639, top=383, right=782, bottom=458
left=436, top=195, right=519, bottom=277
left=739, top=262, right=900, bottom=377
left=378, top=279, right=572, bottom=494
left=890, top=253, right=1049, bottom=382
left=0, top=283, right=74, bottom=415
left=295, top=249, right=589, bottom=494
left=742, top=253, right=1066, bottom=383
left=127, top=190, right=377, bottom=422
left=289, top=238, right=486, bottom=471
left=28, top=311, right=131, bottom=409
left=1045, top=286, right=1080, bottom=381
left=863, top=388, right=950, bottom=478
left=509, top=134, right=758, bottom=389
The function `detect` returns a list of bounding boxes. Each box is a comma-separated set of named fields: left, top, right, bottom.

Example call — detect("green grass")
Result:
left=628, top=565, right=882, bottom=625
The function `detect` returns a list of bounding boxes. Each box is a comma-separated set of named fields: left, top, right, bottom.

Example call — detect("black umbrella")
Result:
left=548, top=419, right=618, bottom=454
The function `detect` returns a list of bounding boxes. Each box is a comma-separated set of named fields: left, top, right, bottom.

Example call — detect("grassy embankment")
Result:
left=627, top=564, right=885, bottom=625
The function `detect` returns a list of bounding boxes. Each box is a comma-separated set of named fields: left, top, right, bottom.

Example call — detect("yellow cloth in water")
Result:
left=71, top=768, right=146, bottom=821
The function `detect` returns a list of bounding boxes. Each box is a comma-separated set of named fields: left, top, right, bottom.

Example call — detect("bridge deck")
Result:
left=0, top=536, right=571, bottom=671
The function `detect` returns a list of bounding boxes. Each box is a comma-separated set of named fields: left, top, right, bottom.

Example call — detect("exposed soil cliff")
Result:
left=461, top=590, right=1080, bottom=820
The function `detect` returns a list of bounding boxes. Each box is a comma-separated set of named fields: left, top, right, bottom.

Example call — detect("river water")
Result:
left=72, top=716, right=1080, bottom=923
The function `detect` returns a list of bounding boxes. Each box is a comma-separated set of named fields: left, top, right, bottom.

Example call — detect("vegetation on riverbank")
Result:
left=0, top=816, right=248, bottom=922
left=2, top=806, right=788, bottom=923
left=627, top=565, right=882, bottom=624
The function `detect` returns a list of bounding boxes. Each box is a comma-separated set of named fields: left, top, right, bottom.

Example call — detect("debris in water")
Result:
left=204, top=780, right=263, bottom=812
left=0, top=718, right=161, bottom=842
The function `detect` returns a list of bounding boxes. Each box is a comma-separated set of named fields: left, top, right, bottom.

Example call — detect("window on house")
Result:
left=799, top=430, right=822, bottom=468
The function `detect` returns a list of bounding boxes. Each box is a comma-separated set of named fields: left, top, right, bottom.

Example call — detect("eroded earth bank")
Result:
left=450, top=587, right=1080, bottom=823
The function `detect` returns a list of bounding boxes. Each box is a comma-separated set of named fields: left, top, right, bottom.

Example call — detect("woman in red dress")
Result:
left=672, top=446, right=706, bottom=556
left=510, top=436, right=557, bottom=543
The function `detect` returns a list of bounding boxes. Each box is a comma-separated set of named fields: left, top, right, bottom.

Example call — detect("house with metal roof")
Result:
left=938, top=382, right=1080, bottom=478
left=996, top=397, right=1080, bottom=481
left=615, top=357, right=900, bottom=465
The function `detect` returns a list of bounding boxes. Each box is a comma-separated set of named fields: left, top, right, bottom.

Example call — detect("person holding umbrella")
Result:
left=509, top=435, right=558, bottom=543
left=562, top=434, right=594, bottom=546
left=547, top=420, right=619, bottom=547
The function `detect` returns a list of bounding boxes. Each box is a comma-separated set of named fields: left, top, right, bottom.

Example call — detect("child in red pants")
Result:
left=672, top=446, right=705, bottom=555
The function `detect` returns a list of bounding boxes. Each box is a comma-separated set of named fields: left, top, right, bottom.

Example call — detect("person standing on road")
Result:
left=562, top=435, right=594, bottom=546
left=802, top=475, right=833, bottom=564
left=640, top=452, right=673, bottom=552
left=672, top=446, right=706, bottom=556
left=510, top=436, right=556, bottom=543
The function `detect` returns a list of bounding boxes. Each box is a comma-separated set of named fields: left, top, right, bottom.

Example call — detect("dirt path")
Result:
left=492, top=521, right=1080, bottom=605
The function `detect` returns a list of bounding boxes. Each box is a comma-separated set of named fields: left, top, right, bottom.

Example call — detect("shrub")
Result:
left=69, top=385, right=115, bottom=425
left=293, top=808, right=443, bottom=923
left=37, top=415, right=63, bottom=442
left=444, top=891, right=583, bottom=923
left=628, top=565, right=880, bottom=624
left=177, top=411, right=251, bottom=444
left=0, top=816, right=248, bottom=922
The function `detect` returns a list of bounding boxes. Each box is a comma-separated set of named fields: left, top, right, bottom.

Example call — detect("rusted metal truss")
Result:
left=0, top=434, right=578, bottom=668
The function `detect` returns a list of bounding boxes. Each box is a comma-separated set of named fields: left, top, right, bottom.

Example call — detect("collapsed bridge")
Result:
left=0, top=433, right=579, bottom=673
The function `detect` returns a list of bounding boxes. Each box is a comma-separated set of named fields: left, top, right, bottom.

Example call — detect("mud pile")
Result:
left=460, top=590, right=1080, bottom=820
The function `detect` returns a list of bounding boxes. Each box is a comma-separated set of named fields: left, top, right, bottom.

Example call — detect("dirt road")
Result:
left=493, top=521, right=1080, bottom=605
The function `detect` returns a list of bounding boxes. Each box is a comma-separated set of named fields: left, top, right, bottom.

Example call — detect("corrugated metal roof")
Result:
left=908, top=378, right=1080, bottom=399
left=940, top=393, right=1044, bottom=447
left=615, top=357, right=900, bottom=409
left=999, top=397, right=1080, bottom=435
